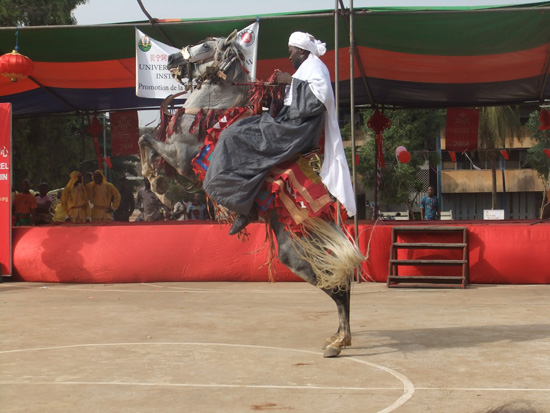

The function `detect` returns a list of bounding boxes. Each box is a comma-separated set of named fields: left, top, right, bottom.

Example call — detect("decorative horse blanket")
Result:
left=191, top=107, right=334, bottom=231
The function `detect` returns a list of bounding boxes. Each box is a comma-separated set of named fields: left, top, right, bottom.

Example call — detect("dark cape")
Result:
left=203, top=78, right=326, bottom=216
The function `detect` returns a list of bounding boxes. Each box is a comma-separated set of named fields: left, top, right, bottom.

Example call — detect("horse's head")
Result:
left=167, top=30, right=246, bottom=85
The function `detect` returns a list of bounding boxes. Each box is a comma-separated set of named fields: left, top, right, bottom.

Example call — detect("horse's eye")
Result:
left=203, top=44, right=209, bottom=50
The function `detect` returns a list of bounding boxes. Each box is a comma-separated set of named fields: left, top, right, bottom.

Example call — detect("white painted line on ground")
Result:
left=0, top=381, right=401, bottom=391
left=0, top=342, right=414, bottom=413
left=415, top=387, right=550, bottom=392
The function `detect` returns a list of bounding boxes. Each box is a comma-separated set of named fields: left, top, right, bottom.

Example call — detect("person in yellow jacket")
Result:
left=61, top=171, right=89, bottom=223
left=86, top=170, right=121, bottom=222
left=86, top=170, right=120, bottom=222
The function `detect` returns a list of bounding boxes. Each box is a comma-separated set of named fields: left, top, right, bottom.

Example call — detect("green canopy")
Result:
left=1, top=3, right=550, bottom=115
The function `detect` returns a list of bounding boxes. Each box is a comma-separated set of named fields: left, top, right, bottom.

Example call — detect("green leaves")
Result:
left=356, top=109, right=444, bottom=209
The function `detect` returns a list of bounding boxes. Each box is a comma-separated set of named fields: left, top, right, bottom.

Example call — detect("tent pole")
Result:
left=103, top=116, right=108, bottom=177
left=338, top=0, right=374, bottom=105
left=335, top=0, right=341, bottom=226
left=349, top=0, right=360, bottom=282
left=537, top=38, right=550, bottom=103
left=136, top=0, right=176, bottom=47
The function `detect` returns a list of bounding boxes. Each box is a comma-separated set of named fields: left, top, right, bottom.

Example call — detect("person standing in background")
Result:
left=114, top=176, right=135, bottom=222
left=86, top=170, right=121, bottom=222
left=420, top=186, right=440, bottom=221
left=34, top=182, right=53, bottom=224
left=13, top=179, right=37, bottom=226
left=136, top=178, right=166, bottom=221
left=61, top=171, right=89, bottom=223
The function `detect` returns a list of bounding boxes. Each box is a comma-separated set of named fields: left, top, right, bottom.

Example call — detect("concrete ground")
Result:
left=1, top=281, right=549, bottom=413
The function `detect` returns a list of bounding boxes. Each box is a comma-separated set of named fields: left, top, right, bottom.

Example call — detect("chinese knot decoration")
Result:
left=87, top=114, right=105, bottom=170
left=367, top=109, right=391, bottom=168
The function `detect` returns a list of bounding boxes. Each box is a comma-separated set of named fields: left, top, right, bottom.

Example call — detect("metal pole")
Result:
left=103, top=116, right=107, bottom=177
left=374, top=130, right=379, bottom=220
left=437, top=130, right=442, bottom=215
left=335, top=0, right=342, bottom=225
left=501, top=152, right=507, bottom=216
left=349, top=0, right=360, bottom=281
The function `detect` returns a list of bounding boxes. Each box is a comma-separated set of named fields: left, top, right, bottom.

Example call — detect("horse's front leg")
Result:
left=322, top=287, right=351, bottom=358
left=139, top=134, right=181, bottom=173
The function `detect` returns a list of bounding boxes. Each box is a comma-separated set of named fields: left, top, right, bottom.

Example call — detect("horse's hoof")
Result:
left=322, top=335, right=338, bottom=350
left=322, top=335, right=351, bottom=350
left=150, top=175, right=168, bottom=195
left=323, top=344, right=341, bottom=358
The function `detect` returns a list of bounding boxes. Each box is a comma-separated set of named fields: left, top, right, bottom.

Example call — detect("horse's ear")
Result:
left=224, top=29, right=238, bottom=46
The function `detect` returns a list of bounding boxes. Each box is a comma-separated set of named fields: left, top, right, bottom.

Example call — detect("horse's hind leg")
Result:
left=322, top=286, right=352, bottom=358
left=270, top=213, right=353, bottom=358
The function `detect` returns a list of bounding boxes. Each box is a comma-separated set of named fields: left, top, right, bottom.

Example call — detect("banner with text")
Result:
left=235, top=21, right=259, bottom=80
left=445, top=108, right=479, bottom=152
left=135, top=29, right=189, bottom=99
left=0, top=103, right=11, bottom=276
left=110, top=111, right=140, bottom=156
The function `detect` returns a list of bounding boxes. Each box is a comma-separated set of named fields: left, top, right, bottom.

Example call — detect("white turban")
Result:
left=288, top=32, right=326, bottom=57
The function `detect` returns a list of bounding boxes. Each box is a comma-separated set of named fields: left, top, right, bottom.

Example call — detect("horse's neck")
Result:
left=183, top=82, right=249, bottom=110
left=183, top=66, right=250, bottom=110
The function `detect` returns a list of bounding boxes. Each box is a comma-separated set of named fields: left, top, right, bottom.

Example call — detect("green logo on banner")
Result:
left=138, top=35, right=152, bottom=52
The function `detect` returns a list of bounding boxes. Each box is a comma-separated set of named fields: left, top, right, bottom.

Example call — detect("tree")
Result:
left=0, top=0, right=87, bottom=26
left=12, top=115, right=95, bottom=190
left=523, top=110, right=550, bottom=217
left=477, top=106, right=523, bottom=209
left=1, top=1, right=142, bottom=193
left=357, top=109, right=445, bottom=216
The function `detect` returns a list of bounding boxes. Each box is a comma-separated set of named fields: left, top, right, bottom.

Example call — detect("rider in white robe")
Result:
left=203, top=32, right=356, bottom=234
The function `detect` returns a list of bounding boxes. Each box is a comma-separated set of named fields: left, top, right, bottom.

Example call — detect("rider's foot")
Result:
left=229, top=214, right=249, bottom=235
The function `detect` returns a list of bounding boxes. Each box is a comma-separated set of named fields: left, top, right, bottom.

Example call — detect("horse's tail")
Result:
left=290, top=217, right=364, bottom=292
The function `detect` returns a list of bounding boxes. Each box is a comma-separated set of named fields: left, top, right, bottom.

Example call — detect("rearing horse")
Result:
left=138, top=30, right=363, bottom=357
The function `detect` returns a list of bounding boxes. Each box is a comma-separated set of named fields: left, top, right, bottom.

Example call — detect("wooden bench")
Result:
left=379, top=211, right=409, bottom=220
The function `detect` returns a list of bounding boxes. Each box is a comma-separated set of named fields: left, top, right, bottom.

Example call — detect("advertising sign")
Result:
left=446, top=108, right=479, bottom=152
left=483, top=209, right=505, bottom=220
left=110, top=110, right=140, bottom=156
left=135, top=22, right=259, bottom=98
left=0, top=103, right=11, bottom=276
left=135, top=29, right=189, bottom=99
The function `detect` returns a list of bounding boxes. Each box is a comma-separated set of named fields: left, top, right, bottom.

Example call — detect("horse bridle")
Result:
left=173, top=37, right=246, bottom=90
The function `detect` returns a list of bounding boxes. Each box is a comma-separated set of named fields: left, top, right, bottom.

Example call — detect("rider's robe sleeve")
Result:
left=203, top=78, right=326, bottom=216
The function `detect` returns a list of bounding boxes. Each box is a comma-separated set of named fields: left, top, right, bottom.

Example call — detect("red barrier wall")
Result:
left=12, top=221, right=299, bottom=283
left=11, top=220, right=550, bottom=284
left=357, top=221, right=550, bottom=284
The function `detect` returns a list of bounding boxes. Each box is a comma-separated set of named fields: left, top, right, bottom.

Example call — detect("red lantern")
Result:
left=0, top=50, right=34, bottom=82
left=395, top=146, right=411, bottom=163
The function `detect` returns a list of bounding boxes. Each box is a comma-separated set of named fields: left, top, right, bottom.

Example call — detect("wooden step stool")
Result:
left=387, top=226, right=469, bottom=288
